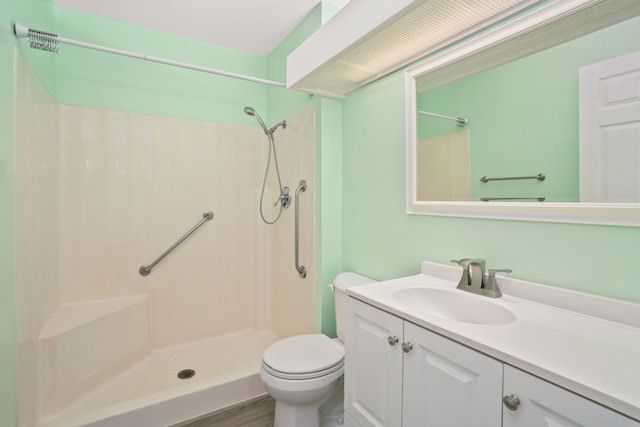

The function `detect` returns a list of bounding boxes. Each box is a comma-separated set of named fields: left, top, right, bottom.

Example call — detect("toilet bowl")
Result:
left=261, top=334, right=345, bottom=426
left=260, top=273, right=377, bottom=427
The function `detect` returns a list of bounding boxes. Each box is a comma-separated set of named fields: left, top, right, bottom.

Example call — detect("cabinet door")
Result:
left=503, top=365, right=640, bottom=426
left=344, top=412, right=363, bottom=427
left=345, top=298, right=404, bottom=427
left=402, top=322, right=503, bottom=426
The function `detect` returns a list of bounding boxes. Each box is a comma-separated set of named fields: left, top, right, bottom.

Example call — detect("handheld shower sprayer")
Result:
left=244, top=107, right=268, bottom=134
left=244, top=106, right=291, bottom=224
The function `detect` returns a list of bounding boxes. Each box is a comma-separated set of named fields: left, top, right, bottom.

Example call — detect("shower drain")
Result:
left=177, top=369, right=196, bottom=380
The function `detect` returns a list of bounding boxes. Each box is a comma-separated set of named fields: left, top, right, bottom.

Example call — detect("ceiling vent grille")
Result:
left=287, top=0, right=540, bottom=97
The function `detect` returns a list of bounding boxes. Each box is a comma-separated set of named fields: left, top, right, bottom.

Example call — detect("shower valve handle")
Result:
left=274, top=186, right=291, bottom=209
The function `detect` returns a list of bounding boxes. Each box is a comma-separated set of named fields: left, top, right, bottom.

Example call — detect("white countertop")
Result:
left=347, top=261, right=640, bottom=421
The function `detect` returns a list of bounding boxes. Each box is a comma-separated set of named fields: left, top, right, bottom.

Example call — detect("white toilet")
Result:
left=260, top=272, right=377, bottom=427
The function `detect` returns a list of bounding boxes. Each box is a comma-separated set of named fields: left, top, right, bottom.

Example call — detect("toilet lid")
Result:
left=262, top=334, right=344, bottom=375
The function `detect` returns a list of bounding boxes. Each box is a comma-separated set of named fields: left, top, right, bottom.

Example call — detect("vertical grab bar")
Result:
left=295, top=180, right=307, bottom=278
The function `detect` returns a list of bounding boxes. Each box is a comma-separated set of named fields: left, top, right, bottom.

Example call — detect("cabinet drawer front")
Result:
left=503, top=365, right=640, bottom=426
left=403, top=322, right=503, bottom=427
left=345, top=299, right=404, bottom=427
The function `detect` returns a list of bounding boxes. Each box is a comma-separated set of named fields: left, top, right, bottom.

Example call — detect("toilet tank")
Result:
left=331, top=272, right=378, bottom=342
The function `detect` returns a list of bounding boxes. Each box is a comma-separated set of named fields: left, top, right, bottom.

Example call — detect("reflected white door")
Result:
left=579, top=50, right=640, bottom=202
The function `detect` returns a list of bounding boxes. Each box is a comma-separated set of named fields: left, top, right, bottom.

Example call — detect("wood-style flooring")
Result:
left=172, top=395, right=275, bottom=427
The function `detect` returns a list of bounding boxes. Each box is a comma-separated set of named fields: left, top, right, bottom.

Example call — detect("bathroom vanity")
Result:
left=343, top=262, right=640, bottom=427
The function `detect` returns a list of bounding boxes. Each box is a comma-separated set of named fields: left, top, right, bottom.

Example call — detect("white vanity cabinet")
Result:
left=344, top=298, right=403, bottom=427
left=402, top=321, right=504, bottom=426
left=503, top=365, right=639, bottom=427
left=345, top=298, right=503, bottom=427
left=345, top=297, right=640, bottom=427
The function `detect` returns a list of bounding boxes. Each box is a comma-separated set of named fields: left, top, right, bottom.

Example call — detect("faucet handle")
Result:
left=485, top=268, right=512, bottom=298
left=488, top=268, right=512, bottom=276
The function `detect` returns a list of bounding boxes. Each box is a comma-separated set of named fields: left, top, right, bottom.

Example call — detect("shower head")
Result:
left=244, top=106, right=269, bottom=134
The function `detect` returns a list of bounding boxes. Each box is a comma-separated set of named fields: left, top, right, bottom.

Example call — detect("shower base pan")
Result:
left=38, top=328, right=280, bottom=427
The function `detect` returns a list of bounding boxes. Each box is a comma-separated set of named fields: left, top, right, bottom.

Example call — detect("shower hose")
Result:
left=259, top=132, right=285, bottom=225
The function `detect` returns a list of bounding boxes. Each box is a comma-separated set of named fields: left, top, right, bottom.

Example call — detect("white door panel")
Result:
left=580, top=50, right=640, bottom=202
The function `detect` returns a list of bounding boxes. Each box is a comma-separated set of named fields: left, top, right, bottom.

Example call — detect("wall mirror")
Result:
left=405, top=0, right=640, bottom=226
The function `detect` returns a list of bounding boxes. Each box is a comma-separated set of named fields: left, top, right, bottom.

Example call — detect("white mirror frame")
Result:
left=405, top=0, right=640, bottom=226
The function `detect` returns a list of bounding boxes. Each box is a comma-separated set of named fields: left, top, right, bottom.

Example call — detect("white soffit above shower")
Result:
left=53, top=0, right=351, bottom=56
left=286, top=0, right=542, bottom=97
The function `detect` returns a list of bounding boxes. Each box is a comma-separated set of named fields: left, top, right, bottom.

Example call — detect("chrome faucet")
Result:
left=468, top=259, right=486, bottom=288
left=451, top=259, right=511, bottom=298
left=450, top=258, right=485, bottom=287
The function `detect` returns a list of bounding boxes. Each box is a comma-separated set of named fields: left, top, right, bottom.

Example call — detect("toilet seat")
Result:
left=262, top=360, right=343, bottom=380
left=262, top=334, right=344, bottom=380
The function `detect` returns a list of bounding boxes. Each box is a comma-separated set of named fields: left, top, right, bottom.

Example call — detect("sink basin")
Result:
left=389, top=287, right=516, bottom=325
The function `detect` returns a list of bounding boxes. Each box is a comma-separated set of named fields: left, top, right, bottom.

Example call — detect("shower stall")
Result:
left=14, top=53, right=317, bottom=427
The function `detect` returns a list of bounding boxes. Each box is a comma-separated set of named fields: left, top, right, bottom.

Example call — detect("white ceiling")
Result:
left=54, top=0, right=351, bottom=56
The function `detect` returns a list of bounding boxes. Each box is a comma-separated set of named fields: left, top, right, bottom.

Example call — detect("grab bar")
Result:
left=480, top=197, right=545, bottom=202
left=480, top=173, right=545, bottom=183
left=139, top=210, right=214, bottom=276
left=295, top=180, right=307, bottom=278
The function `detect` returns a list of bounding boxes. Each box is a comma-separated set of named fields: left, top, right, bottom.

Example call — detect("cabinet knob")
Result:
left=401, top=342, right=413, bottom=353
left=503, top=395, right=521, bottom=411
left=387, top=336, right=399, bottom=346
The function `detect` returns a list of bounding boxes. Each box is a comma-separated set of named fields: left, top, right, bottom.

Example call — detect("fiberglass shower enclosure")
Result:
left=15, top=53, right=317, bottom=426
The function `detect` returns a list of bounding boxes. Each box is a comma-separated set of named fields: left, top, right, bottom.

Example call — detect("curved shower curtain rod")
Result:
left=13, top=22, right=286, bottom=88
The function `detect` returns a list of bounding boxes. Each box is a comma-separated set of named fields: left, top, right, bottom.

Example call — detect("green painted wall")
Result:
left=55, top=7, right=268, bottom=125
left=316, top=97, right=343, bottom=336
left=417, top=16, right=640, bottom=202
left=342, top=52, right=640, bottom=304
